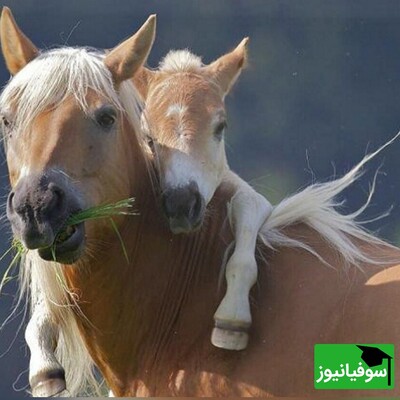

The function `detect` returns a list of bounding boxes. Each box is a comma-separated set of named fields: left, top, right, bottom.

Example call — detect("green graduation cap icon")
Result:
left=357, top=345, right=393, bottom=386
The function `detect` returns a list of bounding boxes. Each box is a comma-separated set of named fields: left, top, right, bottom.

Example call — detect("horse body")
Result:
left=65, top=207, right=400, bottom=396
left=57, top=118, right=400, bottom=396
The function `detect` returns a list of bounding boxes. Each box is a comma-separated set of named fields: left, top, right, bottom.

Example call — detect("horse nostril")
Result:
left=162, top=191, right=174, bottom=219
left=45, top=183, right=66, bottom=215
left=7, top=191, right=15, bottom=214
left=53, top=187, right=64, bottom=205
left=189, top=191, right=203, bottom=221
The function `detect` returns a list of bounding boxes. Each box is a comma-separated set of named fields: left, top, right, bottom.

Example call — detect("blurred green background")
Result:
left=0, top=0, right=400, bottom=397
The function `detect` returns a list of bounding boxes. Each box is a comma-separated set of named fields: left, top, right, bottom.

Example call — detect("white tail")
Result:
left=259, top=131, right=400, bottom=268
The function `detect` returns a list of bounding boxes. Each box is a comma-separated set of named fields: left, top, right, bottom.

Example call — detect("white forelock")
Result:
left=159, top=49, right=203, bottom=73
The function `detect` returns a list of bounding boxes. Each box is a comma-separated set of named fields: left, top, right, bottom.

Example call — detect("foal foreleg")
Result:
left=25, top=296, right=67, bottom=397
left=212, top=173, right=272, bottom=350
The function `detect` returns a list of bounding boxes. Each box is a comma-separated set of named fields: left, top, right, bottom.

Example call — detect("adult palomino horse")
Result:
left=2, top=7, right=400, bottom=397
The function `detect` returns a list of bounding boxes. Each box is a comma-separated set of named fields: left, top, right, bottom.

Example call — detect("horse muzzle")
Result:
left=162, top=181, right=205, bottom=234
left=7, top=170, right=85, bottom=264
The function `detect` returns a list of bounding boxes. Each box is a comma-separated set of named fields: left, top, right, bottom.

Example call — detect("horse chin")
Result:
left=38, top=223, right=86, bottom=265
left=168, top=217, right=203, bottom=235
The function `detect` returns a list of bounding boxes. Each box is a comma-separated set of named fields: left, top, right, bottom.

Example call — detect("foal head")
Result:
left=0, top=8, right=155, bottom=263
left=135, top=39, right=248, bottom=233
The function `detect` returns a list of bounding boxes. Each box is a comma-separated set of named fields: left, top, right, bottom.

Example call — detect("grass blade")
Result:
left=66, top=198, right=137, bottom=226
left=0, top=249, right=23, bottom=296
left=109, top=218, right=129, bottom=264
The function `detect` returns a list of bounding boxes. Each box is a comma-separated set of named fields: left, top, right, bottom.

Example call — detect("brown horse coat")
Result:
left=64, top=178, right=400, bottom=396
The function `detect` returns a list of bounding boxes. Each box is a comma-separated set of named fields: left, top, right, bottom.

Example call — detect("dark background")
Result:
left=1, top=0, right=400, bottom=397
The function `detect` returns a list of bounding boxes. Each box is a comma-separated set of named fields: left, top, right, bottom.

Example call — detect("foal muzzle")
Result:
left=7, top=170, right=85, bottom=263
left=162, top=181, right=205, bottom=234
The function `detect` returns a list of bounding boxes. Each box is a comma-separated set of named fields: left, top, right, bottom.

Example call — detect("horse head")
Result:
left=134, top=39, right=248, bottom=234
left=0, top=7, right=156, bottom=263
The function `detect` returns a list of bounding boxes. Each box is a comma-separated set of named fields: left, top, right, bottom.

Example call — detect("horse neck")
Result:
left=63, top=125, right=235, bottom=387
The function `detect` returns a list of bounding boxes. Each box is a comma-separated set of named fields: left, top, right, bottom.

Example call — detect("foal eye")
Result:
left=214, top=121, right=227, bottom=140
left=147, top=135, right=154, bottom=146
left=146, top=135, right=155, bottom=151
left=95, top=108, right=117, bottom=130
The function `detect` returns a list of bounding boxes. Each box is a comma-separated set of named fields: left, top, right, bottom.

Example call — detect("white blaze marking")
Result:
left=164, top=151, right=217, bottom=203
left=166, top=104, right=188, bottom=137
left=19, top=165, right=30, bottom=178
left=19, top=165, right=31, bottom=179
left=166, top=103, right=187, bottom=118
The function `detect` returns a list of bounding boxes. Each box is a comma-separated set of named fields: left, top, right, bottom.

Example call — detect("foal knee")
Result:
left=225, top=250, right=258, bottom=289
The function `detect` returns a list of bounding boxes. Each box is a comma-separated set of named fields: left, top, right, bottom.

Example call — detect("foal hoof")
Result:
left=211, top=322, right=249, bottom=351
left=31, top=369, right=66, bottom=397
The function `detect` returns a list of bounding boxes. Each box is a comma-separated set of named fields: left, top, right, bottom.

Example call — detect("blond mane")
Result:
left=0, top=47, right=142, bottom=139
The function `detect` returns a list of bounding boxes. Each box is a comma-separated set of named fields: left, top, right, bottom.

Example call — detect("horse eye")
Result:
left=1, top=115, right=11, bottom=128
left=95, top=109, right=116, bottom=130
left=1, top=115, right=13, bottom=137
left=214, top=121, right=227, bottom=140
left=146, top=134, right=155, bottom=151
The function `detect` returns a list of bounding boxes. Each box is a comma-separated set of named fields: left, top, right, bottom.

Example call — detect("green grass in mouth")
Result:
left=0, top=198, right=137, bottom=294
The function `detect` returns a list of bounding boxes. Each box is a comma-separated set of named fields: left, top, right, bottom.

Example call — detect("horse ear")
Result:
left=0, top=7, right=39, bottom=75
left=105, top=14, right=156, bottom=85
left=204, top=37, right=249, bottom=96
left=132, top=67, right=156, bottom=99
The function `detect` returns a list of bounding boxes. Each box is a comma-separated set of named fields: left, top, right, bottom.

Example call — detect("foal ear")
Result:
left=0, top=7, right=39, bottom=75
left=105, top=14, right=156, bottom=85
left=132, top=67, right=156, bottom=99
left=204, top=37, right=249, bottom=96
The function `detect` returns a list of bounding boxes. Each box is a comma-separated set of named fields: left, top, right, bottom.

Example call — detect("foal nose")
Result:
left=7, top=173, right=68, bottom=249
left=162, top=181, right=205, bottom=234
